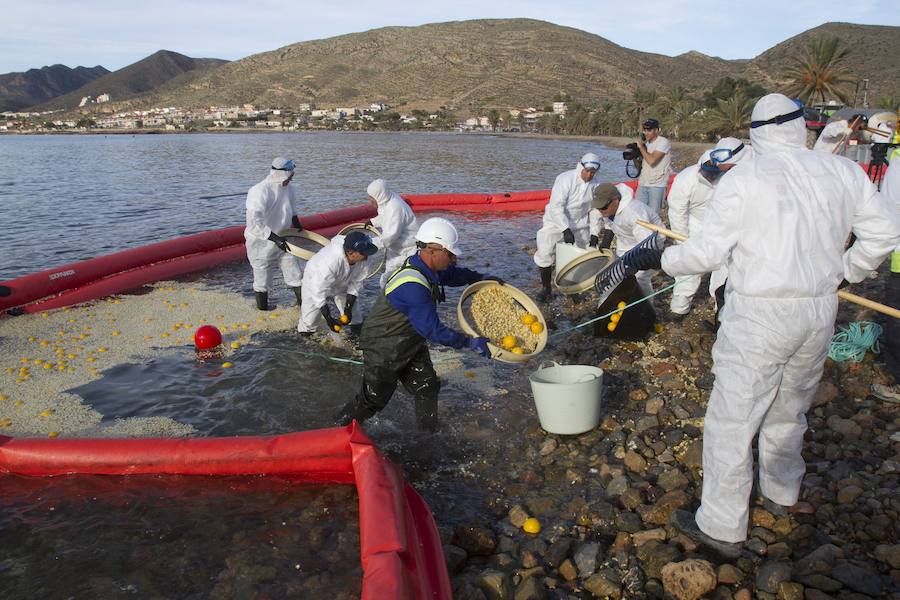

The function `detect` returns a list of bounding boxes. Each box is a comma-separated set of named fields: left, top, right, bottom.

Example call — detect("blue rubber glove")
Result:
left=467, top=337, right=491, bottom=358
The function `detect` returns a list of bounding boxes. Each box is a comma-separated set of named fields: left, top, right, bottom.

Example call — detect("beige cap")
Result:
left=591, top=183, right=621, bottom=210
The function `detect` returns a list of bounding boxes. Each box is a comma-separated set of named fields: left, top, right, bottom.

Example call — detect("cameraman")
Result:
left=635, top=118, right=672, bottom=215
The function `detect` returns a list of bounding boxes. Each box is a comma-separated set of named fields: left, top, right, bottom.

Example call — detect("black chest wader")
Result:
left=336, top=262, right=443, bottom=431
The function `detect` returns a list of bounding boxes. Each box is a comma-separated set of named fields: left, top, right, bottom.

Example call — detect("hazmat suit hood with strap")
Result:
left=367, top=178, right=418, bottom=286
left=661, top=93, right=900, bottom=544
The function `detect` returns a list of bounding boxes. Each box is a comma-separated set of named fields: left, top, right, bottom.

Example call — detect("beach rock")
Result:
left=676, top=439, right=703, bottom=469
left=874, top=544, right=900, bottom=569
left=508, top=505, right=530, bottom=528
left=538, top=438, right=557, bottom=456
left=717, top=563, right=744, bottom=585
left=836, top=485, right=863, bottom=504
left=638, top=490, right=690, bottom=525
left=831, top=562, right=883, bottom=597
left=583, top=570, right=622, bottom=599
left=776, top=581, right=804, bottom=600
left=635, top=415, right=659, bottom=432
left=826, top=415, right=862, bottom=439
left=811, top=381, right=838, bottom=408
left=636, top=540, right=682, bottom=579
left=513, top=576, right=545, bottom=600
left=558, top=559, right=578, bottom=581
left=796, top=544, right=843, bottom=575
left=445, top=544, right=468, bottom=574
left=660, top=559, right=717, bottom=600
left=620, top=487, right=644, bottom=510
left=657, top=468, right=689, bottom=492
left=453, top=526, right=497, bottom=557
left=630, top=388, right=649, bottom=402
left=615, top=511, right=643, bottom=533
left=632, top=528, right=667, bottom=547
left=645, top=397, right=664, bottom=415
left=795, top=574, right=842, bottom=593
left=624, top=449, right=647, bottom=472
left=767, top=542, right=792, bottom=559
left=652, top=362, right=677, bottom=378
left=756, top=562, right=793, bottom=594
left=751, top=507, right=776, bottom=529
left=544, top=538, right=572, bottom=568
left=803, top=590, right=834, bottom=600
left=477, top=569, right=513, bottom=600
left=734, top=589, right=751, bottom=600
left=606, top=475, right=629, bottom=497
left=573, top=542, right=601, bottom=578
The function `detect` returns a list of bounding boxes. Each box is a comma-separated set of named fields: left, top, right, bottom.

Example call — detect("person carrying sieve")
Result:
left=243, top=157, right=305, bottom=311
left=336, top=218, right=501, bottom=431
left=533, top=152, right=602, bottom=302
left=365, top=178, right=418, bottom=289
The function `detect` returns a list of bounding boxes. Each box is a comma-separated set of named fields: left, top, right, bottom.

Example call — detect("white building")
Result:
left=552, top=102, right=568, bottom=115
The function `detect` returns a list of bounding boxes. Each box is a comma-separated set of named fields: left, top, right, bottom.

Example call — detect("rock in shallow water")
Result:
left=660, top=559, right=717, bottom=600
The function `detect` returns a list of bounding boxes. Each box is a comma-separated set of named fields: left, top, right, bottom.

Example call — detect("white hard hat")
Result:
left=415, top=217, right=462, bottom=256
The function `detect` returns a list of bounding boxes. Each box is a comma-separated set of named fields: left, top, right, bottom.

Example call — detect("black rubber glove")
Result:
left=291, top=215, right=304, bottom=231
left=482, top=275, right=505, bottom=285
left=562, top=228, right=575, bottom=245
left=341, top=294, right=356, bottom=324
left=589, top=235, right=599, bottom=248
left=838, top=279, right=851, bottom=289
left=364, top=220, right=373, bottom=228
left=599, top=230, right=615, bottom=250
left=320, top=305, right=341, bottom=332
left=625, top=247, right=663, bottom=271
left=268, top=231, right=289, bottom=252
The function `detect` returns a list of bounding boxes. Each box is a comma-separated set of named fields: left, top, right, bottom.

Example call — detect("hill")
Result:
left=746, top=22, right=900, bottom=105
left=126, top=19, right=741, bottom=112
left=34, top=50, right=228, bottom=111
left=0, top=64, right=109, bottom=111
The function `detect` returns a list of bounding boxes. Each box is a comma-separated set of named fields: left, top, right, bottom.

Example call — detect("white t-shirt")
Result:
left=638, top=135, right=672, bottom=187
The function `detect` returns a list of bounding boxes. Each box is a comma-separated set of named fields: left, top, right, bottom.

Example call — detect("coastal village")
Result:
left=0, top=100, right=571, bottom=133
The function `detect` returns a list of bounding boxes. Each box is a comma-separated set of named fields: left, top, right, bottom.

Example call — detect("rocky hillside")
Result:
left=0, top=64, right=109, bottom=111
left=746, top=22, right=900, bottom=104
left=33, top=50, right=228, bottom=112
left=128, top=19, right=899, bottom=113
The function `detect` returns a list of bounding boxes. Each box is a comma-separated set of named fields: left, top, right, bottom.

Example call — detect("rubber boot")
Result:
left=536, top=266, right=553, bottom=303
left=291, top=286, right=302, bottom=307
left=255, top=291, right=271, bottom=311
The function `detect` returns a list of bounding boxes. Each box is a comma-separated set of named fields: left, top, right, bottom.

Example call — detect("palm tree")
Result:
left=628, top=88, right=658, bottom=134
left=706, top=92, right=754, bottom=137
left=877, top=96, right=899, bottom=112
left=783, top=35, right=852, bottom=104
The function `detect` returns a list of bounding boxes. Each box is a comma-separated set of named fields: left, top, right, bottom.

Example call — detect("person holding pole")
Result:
left=624, top=93, right=900, bottom=557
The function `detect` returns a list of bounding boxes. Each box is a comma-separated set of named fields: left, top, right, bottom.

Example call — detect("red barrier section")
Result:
left=0, top=423, right=452, bottom=600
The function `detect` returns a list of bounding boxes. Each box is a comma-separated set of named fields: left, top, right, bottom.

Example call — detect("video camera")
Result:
left=622, top=142, right=641, bottom=161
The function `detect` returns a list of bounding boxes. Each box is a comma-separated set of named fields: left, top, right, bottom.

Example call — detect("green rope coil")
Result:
left=828, top=321, right=883, bottom=363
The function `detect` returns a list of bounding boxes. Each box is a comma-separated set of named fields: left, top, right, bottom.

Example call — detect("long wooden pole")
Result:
left=831, top=115, right=862, bottom=155
left=636, top=219, right=900, bottom=319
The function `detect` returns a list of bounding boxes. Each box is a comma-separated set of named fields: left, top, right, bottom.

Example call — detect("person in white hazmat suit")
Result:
left=590, top=182, right=664, bottom=296
left=533, top=153, right=602, bottom=301
left=366, top=178, right=418, bottom=288
left=297, top=231, right=378, bottom=334
left=667, top=138, right=753, bottom=319
left=812, top=114, right=867, bottom=154
left=624, top=93, right=899, bottom=557
left=244, top=157, right=305, bottom=311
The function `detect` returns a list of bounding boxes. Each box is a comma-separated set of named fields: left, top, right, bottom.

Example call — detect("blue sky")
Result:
left=1, top=0, right=897, bottom=73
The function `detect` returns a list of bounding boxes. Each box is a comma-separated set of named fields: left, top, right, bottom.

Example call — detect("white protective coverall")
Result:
left=298, top=235, right=369, bottom=333
left=661, top=93, right=900, bottom=543
left=244, top=167, right=304, bottom=292
left=367, top=179, right=418, bottom=288
left=667, top=139, right=752, bottom=314
left=533, top=155, right=600, bottom=268
left=595, top=183, right=664, bottom=295
left=812, top=119, right=853, bottom=154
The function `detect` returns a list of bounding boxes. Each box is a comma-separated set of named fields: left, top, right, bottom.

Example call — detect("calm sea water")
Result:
left=0, top=132, right=623, bottom=597
left=0, top=131, right=625, bottom=280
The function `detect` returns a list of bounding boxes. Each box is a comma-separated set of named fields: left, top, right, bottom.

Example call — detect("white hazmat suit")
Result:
left=298, top=235, right=369, bottom=333
left=244, top=162, right=304, bottom=293
left=596, top=183, right=664, bottom=295
left=367, top=179, right=418, bottom=288
left=662, top=93, right=900, bottom=543
left=533, top=153, right=601, bottom=268
left=667, top=139, right=752, bottom=315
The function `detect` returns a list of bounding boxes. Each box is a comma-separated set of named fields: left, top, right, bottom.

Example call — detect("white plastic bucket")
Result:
left=555, top=243, right=590, bottom=275
left=528, top=361, right=603, bottom=435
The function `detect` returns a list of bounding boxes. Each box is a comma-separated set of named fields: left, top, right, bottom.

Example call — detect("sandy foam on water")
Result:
left=0, top=282, right=298, bottom=439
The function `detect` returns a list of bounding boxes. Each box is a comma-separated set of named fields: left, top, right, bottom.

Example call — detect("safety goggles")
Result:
left=709, top=143, right=745, bottom=164
left=749, top=108, right=804, bottom=129
left=700, top=161, right=724, bottom=183
left=272, top=159, right=296, bottom=172
left=581, top=161, right=600, bottom=171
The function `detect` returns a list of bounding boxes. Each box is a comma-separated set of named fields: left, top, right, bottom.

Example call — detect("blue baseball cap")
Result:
left=343, top=231, right=378, bottom=256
